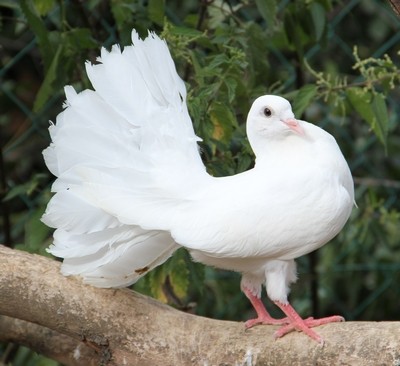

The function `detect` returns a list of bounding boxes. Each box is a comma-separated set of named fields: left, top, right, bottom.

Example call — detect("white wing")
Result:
left=43, top=30, right=209, bottom=287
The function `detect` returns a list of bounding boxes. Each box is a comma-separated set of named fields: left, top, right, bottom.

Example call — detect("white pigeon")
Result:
left=42, top=30, right=354, bottom=343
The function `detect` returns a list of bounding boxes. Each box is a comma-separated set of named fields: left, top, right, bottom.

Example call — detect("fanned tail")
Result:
left=42, top=30, right=207, bottom=287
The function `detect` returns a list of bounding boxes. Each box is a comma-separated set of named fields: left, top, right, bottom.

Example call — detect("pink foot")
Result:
left=273, top=301, right=344, bottom=344
left=242, top=286, right=290, bottom=328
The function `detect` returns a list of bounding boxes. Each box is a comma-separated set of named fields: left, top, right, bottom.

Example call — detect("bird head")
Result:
left=246, top=95, right=304, bottom=140
left=246, top=95, right=305, bottom=159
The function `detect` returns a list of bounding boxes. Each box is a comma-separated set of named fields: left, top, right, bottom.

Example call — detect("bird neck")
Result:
left=251, top=135, right=310, bottom=168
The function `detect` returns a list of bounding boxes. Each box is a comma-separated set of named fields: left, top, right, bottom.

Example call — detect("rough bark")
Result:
left=388, top=0, right=400, bottom=16
left=0, top=244, right=399, bottom=366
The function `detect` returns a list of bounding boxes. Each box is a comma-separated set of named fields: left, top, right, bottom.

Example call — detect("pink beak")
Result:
left=282, top=118, right=304, bottom=135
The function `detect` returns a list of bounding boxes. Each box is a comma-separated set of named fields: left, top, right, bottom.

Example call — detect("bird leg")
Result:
left=273, top=301, right=344, bottom=344
left=242, top=287, right=290, bottom=328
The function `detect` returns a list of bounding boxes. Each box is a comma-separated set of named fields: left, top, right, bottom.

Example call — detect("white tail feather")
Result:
left=43, top=30, right=208, bottom=287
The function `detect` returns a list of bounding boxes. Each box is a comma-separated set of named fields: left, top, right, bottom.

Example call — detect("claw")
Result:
left=273, top=301, right=344, bottom=343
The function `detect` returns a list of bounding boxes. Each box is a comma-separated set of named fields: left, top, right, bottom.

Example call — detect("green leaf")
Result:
left=207, top=0, right=230, bottom=29
left=34, top=44, right=63, bottom=112
left=167, top=249, right=189, bottom=300
left=186, top=258, right=205, bottom=296
left=3, top=173, right=47, bottom=201
left=255, top=0, right=277, bottom=27
left=149, top=266, right=168, bottom=302
left=347, top=87, right=372, bottom=119
left=24, top=207, right=52, bottom=254
left=236, top=154, right=253, bottom=173
left=310, top=2, right=326, bottom=41
left=63, top=28, right=98, bottom=51
left=168, top=26, right=203, bottom=38
left=347, top=88, right=388, bottom=148
left=148, top=0, right=165, bottom=26
left=3, top=184, right=29, bottom=201
left=292, top=84, right=318, bottom=117
left=20, top=0, right=53, bottom=70
left=370, top=92, right=389, bottom=147
left=111, top=1, right=134, bottom=31
left=32, top=28, right=96, bottom=111
left=209, top=101, right=237, bottom=143
left=224, top=77, right=237, bottom=104
left=33, top=0, right=55, bottom=16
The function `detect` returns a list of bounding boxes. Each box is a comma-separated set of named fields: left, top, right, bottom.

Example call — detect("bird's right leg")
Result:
left=242, top=286, right=290, bottom=328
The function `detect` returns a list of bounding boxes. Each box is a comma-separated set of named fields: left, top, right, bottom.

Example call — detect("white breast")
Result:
left=171, top=121, right=354, bottom=267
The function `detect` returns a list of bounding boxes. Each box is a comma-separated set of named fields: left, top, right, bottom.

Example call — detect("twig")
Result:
left=354, top=176, right=400, bottom=189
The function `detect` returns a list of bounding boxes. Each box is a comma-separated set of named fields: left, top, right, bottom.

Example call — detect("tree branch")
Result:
left=0, top=315, right=100, bottom=365
left=1, top=244, right=400, bottom=365
left=387, top=0, right=400, bottom=16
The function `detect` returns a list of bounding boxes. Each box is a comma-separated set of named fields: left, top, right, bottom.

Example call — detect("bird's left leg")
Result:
left=273, top=301, right=344, bottom=344
left=265, top=259, right=343, bottom=343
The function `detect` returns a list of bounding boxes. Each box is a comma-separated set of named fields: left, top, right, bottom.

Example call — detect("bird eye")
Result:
left=263, top=108, right=272, bottom=117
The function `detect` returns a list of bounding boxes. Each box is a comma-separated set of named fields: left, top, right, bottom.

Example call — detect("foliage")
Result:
left=1, top=0, right=400, bottom=364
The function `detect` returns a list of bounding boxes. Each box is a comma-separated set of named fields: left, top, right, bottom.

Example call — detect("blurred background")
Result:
left=1, top=0, right=399, bottom=364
